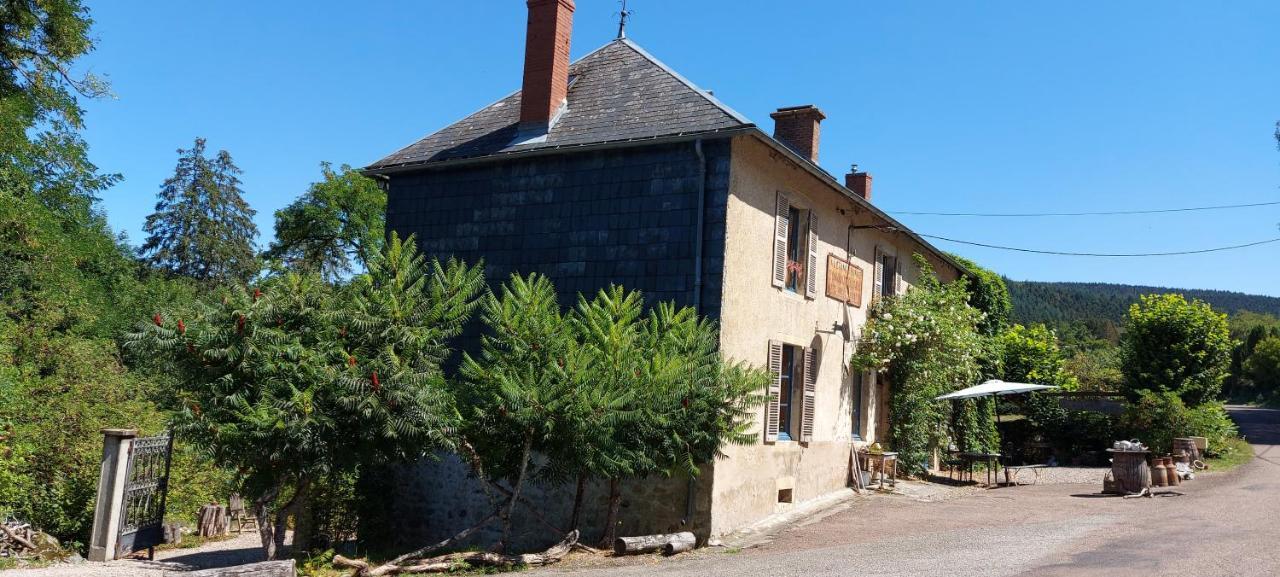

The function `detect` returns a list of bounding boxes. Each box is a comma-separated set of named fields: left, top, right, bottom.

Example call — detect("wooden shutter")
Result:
left=772, top=193, right=790, bottom=288
left=893, top=257, right=903, bottom=296
left=871, top=247, right=884, bottom=301
left=800, top=346, right=817, bottom=444
left=765, top=340, right=783, bottom=443
left=805, top=210, right=819, bottom=299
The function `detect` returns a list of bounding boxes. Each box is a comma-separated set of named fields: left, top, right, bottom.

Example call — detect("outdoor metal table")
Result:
left=860, top=451, right=898, bottom=489
left=959, top=452, right=1002, bottom=486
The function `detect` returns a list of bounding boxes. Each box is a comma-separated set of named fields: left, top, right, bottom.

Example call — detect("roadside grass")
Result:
left=1204, top=437, right=1254, bottom=472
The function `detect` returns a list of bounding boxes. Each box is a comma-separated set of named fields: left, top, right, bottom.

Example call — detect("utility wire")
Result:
left=889, top=200, right=1280, bottom=217
left=917, top=233, right=1280, bottom=257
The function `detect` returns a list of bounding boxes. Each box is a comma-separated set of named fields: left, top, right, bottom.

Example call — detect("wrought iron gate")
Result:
left=116, top=433, right=173, bottom=558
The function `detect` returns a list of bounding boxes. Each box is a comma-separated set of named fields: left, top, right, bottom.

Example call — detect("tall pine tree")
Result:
left=142, top=138, right=259, bottom=283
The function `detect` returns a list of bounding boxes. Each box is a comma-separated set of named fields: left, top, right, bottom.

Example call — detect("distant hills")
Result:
left=1007, top=281, right=1280, bottom=326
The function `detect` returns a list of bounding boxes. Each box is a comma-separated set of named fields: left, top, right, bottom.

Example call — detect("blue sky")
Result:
left=78, top=1, right=1280, bottom=295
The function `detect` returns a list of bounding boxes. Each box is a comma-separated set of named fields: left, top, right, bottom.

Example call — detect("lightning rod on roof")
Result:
left=616, top=0, right=634, bottom=39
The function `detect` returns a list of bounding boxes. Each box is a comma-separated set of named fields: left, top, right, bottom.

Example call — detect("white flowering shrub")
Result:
left=851, top=254, right=986, bottom=474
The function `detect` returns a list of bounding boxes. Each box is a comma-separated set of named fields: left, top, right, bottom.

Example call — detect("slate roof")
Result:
left=366, top=39, right=753, bottom=171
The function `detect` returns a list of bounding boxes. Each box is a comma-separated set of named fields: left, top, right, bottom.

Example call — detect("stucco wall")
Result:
left=710, top=135, right=960, bottom=536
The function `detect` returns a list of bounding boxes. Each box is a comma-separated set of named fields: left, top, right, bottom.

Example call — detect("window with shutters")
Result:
left=766, top=341, right=817, bottom=444
left=877, top=251, right=898, bottom=298
left=773, top=192, right=820, bottom=299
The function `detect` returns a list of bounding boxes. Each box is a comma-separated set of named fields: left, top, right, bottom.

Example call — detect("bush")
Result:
left=1120, top=294, right=1231, bottom=406
left=1118, top=391, right=1190, bottom=454
left=1185, top=402, right=1238, bottom=456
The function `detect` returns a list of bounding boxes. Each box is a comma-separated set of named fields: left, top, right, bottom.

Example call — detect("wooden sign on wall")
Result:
left=825, top=254, right=864, bottom=307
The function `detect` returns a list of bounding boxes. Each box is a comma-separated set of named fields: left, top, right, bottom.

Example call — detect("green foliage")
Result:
left=1118, top=390, right=1189, bottom=454
left=948, top=254, right=1011, bottom=336
left=0, top=0, right=118, bottom=211
left=1185, top=402, right=1239, bottom=456
left=126, top=235, right=483, bottom=556
left=266, top=163, right=386, bottom=281
left=851, top=255, right=985, bottom=474
left=999, top=324, right=1078, bottom=389
left=1063, top=347, right=1124, bottom=392
left=1120, top=294, right=1232, bottom=406
left=1244, top=337, right=1280, bottom=402
left=141, top=137, right=259, bottom=283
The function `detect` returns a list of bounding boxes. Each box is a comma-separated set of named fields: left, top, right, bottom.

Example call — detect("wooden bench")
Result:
left=1004, top=464, right=1049, bottom=486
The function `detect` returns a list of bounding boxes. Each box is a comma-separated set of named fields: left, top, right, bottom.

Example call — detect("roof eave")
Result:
left=361, top=126, right=755, bottom=177
left=743, top=129, right=974, bottom=279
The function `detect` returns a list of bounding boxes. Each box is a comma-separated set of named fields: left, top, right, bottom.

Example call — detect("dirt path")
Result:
left=5, top=531, right=269, bottom=576
left=539, top=406, right=1280, bottom=577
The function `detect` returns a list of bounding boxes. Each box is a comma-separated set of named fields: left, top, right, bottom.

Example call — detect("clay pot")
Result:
left=1165, top=457, right=1180, bottom=486
left=1151, top=458, right=1168, bottom=487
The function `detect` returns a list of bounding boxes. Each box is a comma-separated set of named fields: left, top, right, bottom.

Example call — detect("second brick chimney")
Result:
left=770, top=105, right=825, bottom=163
left=845, top=166, right=872, bottom=201
left=520, top=0, right=575, bottom=131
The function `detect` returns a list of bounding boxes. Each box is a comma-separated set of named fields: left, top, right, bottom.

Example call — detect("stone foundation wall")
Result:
left=386, top=453, right=712, bottom=553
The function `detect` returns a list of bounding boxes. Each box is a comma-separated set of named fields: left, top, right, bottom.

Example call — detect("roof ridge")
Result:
left=616, top=38, right=753, bottom=126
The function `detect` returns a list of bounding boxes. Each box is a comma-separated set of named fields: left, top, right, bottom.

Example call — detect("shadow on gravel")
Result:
left=156, top=547, right=268, bottom=570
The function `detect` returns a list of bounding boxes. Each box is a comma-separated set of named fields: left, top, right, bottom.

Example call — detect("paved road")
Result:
left=545, top=405, right=1280, bottom=577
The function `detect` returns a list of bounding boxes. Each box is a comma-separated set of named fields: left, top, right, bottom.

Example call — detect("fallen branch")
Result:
left=333, top=510, right=500, bottom=576
left=0, top=523, right=36, bottom=552
left=334, top=530, right=578, bottom=576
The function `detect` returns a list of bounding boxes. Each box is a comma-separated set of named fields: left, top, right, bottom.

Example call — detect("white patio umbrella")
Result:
left=935, top=379, right=1058, bottom=401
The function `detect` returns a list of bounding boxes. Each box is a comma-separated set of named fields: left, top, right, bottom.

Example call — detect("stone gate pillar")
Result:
left=87, top=428, right=137, bottom=562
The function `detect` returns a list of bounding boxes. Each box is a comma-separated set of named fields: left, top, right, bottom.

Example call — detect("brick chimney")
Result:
left=520, top=0, right=575, bottom=131
left=770, top=105, right=825, bottom=163
left=845, top=166, right=872, bottom=201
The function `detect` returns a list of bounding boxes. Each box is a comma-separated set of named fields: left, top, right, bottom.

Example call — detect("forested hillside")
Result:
left=1008, top=281, right=1280, bottom=326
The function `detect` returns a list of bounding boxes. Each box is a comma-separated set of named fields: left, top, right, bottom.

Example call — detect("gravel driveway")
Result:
left=6, top=531, right=269, bottom=576
left=541, top=405, right=1280, bottom=577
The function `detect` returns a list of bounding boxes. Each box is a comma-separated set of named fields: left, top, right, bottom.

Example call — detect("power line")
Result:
left=917, top=233, right=1280, bottom=257
left=888, top=200, right=1280, bottom=217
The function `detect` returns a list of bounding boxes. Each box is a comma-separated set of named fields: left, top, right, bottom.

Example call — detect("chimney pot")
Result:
left=520, top=0, right=575, bottom=130
left=845, top=168, right=872, bottom=201
left=770, top=105, right=826, bottom=163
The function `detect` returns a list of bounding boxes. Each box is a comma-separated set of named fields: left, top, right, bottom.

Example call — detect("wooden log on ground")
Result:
left=662, top=533, right=697, bottom=556
left=334, top=530, right=578, bottom=576
left=163, top=560, right=295, bottom=577
left=198, top=504, right=229, bottom=537
left=613, top=532, right=697, bottom=556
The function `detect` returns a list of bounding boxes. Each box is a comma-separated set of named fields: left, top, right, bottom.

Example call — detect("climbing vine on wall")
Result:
left=851, top=255, right=985, bottom=474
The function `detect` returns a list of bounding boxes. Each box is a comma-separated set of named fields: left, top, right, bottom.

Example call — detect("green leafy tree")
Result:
left=455, top=273, right=575, bottom=551
left=1119, top=294, right=1232, bottom=406
left=141, top=138, right=259, bottom=283
left=266, top=162, right=386, bottom=280
left=999, top=324, right=1077, bottom=389
left=852, top=255, right=985, bottom=473
left=125, top=235, right=481, bottom=559
left=949, top=254, right=1012, bottom=336
left=0, top=0, right=118, bottom=214
left=1245, top=336, right=1280, bottom=400
left=565, top=293, right=768, bottom=546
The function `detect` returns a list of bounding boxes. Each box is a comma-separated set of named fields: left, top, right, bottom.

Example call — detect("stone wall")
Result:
left=386, top=454, right=712, bottom=552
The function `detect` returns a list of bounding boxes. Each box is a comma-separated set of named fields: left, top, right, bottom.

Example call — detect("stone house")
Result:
left=364, top=0, right=967, bottom=548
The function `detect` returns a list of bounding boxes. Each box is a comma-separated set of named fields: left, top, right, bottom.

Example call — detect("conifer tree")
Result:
left=141, top=137, right=259, bottom=283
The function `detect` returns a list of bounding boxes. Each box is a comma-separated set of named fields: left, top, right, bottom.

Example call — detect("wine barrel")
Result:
left=1107, top=450, right=1151, bottom=495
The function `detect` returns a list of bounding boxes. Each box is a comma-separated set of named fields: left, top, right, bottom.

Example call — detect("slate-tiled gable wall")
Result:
left=386, top=139, right=731, bottom=320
